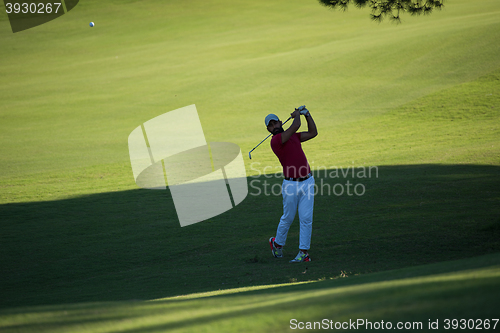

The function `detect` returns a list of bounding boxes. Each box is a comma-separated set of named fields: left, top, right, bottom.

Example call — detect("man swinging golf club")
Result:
left=266, top=106, right=318, bottom=263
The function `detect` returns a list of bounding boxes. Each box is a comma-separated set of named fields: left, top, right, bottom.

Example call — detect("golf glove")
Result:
left=296, top=105, right=309, bottom=116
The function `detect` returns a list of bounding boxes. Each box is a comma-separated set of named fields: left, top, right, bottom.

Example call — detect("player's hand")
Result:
left=291, top=109, right=301, bottom=118
left=296, top=105, right=309, bottom=116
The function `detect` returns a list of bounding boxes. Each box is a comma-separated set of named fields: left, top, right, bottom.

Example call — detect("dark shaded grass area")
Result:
left=1, top=164, right=499, bottom=308
left=1, top=254, right=499, bottom=333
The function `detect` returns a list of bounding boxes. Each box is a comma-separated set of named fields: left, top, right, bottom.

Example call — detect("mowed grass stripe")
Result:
left=0, top=0, right=499, bottom=181
left=0, top=42, right=499, bottom=202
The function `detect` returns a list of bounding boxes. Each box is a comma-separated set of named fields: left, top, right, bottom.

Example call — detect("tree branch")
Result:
left=318, top=0, right=444, bottom=22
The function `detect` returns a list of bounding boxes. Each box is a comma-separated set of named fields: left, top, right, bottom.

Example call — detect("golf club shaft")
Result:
left=249, top=116, right=292, bottom=159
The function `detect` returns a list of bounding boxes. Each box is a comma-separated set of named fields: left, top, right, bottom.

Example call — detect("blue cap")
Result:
left=265, top=114, right=280, bottom=126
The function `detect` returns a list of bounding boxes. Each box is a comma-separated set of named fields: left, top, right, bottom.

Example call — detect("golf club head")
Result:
left=248, top=151, right=252, bottom=159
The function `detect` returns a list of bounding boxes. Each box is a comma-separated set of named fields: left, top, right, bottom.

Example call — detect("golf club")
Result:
left=248, top=116, right=292, bottom=159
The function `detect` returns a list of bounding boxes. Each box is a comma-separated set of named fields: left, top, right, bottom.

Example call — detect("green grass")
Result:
left=1, top=254, right=499, bottom=332
left=1, top=0, right=499, bottom=182
left=0, top=0, right=499, bottom=331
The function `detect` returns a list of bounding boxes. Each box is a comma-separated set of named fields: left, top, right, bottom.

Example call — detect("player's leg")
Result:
left=275, top=180, right=299, bottom=247
left=289, top=176, right=314, bottom=263
left=297, top=176, right=315, bottom=251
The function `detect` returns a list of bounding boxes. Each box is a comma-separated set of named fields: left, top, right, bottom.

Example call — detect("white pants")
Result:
left=275, top=175, right=315, bottom=250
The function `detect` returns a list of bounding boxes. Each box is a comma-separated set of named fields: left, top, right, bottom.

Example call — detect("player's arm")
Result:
left=300, top=111, right=318, bottom=142
left=281, top=109, right=301, bottom=144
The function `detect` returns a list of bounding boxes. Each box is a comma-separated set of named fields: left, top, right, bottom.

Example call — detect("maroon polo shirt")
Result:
left=271, top=132, right=311, bottom=178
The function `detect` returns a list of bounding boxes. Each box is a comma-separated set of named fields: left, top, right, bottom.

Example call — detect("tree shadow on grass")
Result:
left=0, top=164, right=499, bottom=309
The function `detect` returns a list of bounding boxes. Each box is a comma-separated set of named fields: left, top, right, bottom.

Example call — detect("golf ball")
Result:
left=89, top=22, right=95, bottom=27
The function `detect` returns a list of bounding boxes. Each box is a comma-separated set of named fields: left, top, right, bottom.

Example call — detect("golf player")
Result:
left=266, top=107, right=318, bottom=263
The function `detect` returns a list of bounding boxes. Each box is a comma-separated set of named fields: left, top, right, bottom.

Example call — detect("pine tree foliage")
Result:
left=318, top=0, right=444, bottom=23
